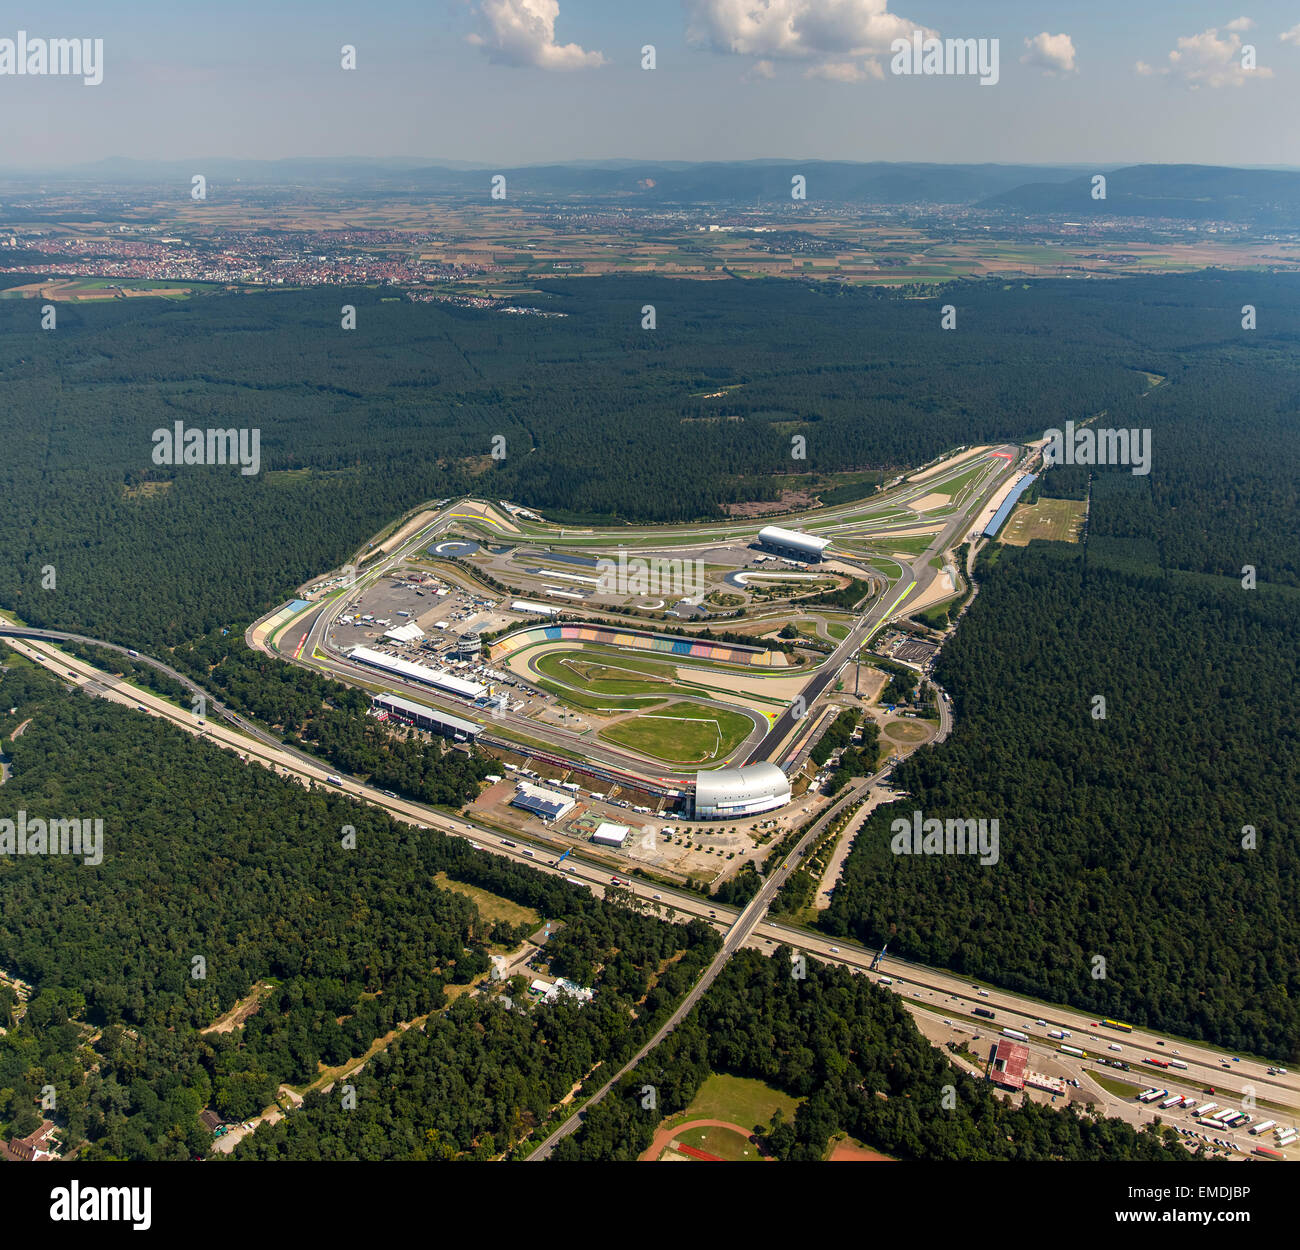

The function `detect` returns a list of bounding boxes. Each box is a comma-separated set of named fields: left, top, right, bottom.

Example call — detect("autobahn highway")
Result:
left=10, top=610, right=1296, bottom=1139
left=524, top=773, right=877, bottom=1160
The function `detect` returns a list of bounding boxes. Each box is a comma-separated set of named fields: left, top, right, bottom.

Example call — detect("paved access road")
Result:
left=9, top=618, right=1292, bottom=1155
left=524, top=774, right=876, bottom=1160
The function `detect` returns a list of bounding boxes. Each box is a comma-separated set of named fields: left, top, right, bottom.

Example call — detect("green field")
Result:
left=675, top=1123, right=763, bottom=1160
left=432, top=873, right=541, bottom=932
left=1000, top=497, right=1087, bottom=546
left=597, top=700, right=754, bottom=764
left=665, top=1072, right=801, bottom=1135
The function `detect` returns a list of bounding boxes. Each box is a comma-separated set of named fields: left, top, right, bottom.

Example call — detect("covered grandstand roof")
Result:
left=694, top=762, right=791, bottom=817
left=348, top=645, right=486, bottom=699
left=756, top=525, right=832, bottom=560
left=983, top=474, right=1037, bottom=539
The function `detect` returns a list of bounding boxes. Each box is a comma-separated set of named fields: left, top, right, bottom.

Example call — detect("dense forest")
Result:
left=10, top=269, right=1284, bottom=647
left=823, top=346, right=1300, bottom=1057
left=553, top=949, right=1190, bottom=1161
left=0, top=661, right=717, bottom=1158
left=64, top=632, right=492, bottom=808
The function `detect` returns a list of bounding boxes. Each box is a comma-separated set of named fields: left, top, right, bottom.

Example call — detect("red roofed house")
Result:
left=2, top=1120, right=58, bottom=1161
left=987, top=1040, right=1029, bottom=1092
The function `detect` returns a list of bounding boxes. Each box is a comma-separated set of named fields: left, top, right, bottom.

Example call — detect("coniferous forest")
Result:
left=2, top=267, right=1299, bottom=1158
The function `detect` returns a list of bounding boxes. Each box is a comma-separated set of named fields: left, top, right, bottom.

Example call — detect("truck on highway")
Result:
left=1169, top=1059, right=1189, bottom=1069
left=1001, top=1028, right=1028, bottom=1042
left=973, top=1006, right=995, bottom=1020
left=126, top=648, right=140, bottom=658
left=1047, top=1029, right=1067, bottom=1040
left=1060, top=1045, right=1085, bottom=1057
left=325, top=775, right=343, bottom=786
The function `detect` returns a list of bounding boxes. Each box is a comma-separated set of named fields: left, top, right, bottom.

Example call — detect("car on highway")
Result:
left=652, top=894, right=662, bottom=900
left=942, top=1018, right=952, bottom=1026
left=1155, top=1040, right=1165, bottom=1046
left=829, top=946, right=840, bottom=954
left=1035, top=1018, right=1046, bottom=1026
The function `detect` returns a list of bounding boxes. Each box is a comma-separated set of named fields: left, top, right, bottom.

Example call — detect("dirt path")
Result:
left=814, top=789, right=900, bottom=909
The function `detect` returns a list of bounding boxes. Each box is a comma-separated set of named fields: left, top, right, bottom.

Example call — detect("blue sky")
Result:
left=4, top=1, right=1300, bottom=167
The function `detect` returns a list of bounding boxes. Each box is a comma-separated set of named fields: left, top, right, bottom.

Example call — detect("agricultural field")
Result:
left=1000, top=497, right=1088, bottom=546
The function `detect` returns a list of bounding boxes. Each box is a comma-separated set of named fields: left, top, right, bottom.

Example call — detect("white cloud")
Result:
left=1225, top=16, right=1254, bottom=32
left=1138, top=24, right=1271, bottom=87
left=685, top=0, right=929, bottom=78
left=804, top=59, right=879, bottom=81
left=1021, top=32, right=1076, bottom=74
left=468, top=0, right=604, bottom=70
left=1281, top=22, right=1300, bottom=44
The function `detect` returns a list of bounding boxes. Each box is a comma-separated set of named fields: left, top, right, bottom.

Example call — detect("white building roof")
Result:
left=694, top=762, right=791, bottom=812
left=383, top=622, right=425, bottom=643
left=756, top=525, right=832, bottom=557
left=592, top=822, right=631, bottom=846
left=348, top=645, right=487, bottom=698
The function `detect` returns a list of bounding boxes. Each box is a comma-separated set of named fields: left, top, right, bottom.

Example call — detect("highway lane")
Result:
left=9, top=620, right=1295, bottom=1153
left=525, top=773, right=876, bottom=1160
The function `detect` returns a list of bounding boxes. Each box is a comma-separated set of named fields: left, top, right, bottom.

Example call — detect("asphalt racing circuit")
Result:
left=4, top=615, right=1295, bottom=1162
left=246, top=442, right=1031, bottom=789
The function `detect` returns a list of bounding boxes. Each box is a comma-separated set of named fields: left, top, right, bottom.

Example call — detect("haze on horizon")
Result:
left=2, top=0, right=1300, bottom=171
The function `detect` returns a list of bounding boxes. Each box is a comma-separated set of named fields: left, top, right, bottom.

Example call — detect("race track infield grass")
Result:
left=597, top=700, right=753, bottom=764
left=665, top=1072, right=801, bottom=1135
left=535, top=650, right=683, bottom=695
left=533, top=679, right=666, bottom=712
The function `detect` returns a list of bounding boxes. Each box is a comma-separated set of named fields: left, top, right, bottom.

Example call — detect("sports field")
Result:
left=597, top=700, right=754, bottom=765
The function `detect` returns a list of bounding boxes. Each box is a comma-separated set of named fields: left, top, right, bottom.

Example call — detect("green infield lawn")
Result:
left=598, top=700, right=753, bottom=764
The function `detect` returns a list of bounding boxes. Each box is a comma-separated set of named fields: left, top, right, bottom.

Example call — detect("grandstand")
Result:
left=490, top=623, right=782, bottom=667
left=693, top=763, right=791, bottom=819
left=348, top=645, right=487, bottom=699
left=982, top=474, right=1038, bottom=539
